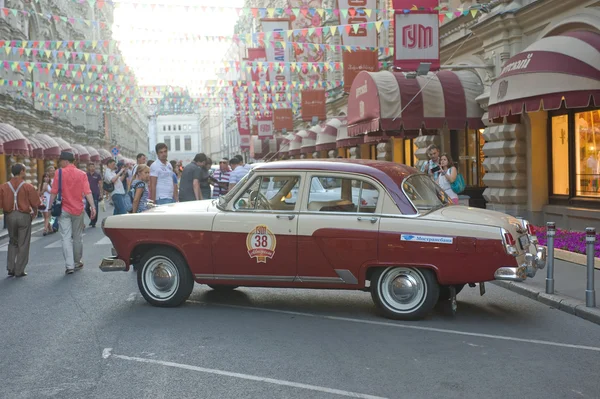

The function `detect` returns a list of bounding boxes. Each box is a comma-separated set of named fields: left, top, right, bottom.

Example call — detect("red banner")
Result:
left=273, top=109, right=294, bottom=131
left=301, top=90, right=326, bottom=121
left=393, top=0, right=440, bottom=72
left=246, top=48, right=269, bottom=82
left=342, top=50, right=379, bottom=92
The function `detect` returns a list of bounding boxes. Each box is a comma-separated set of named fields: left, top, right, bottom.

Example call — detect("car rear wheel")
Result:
left=207, top=284, right=239, bottom=291
left=137, top=248, right=194, bottom=307
left=371, top=267, right=439, bottom=320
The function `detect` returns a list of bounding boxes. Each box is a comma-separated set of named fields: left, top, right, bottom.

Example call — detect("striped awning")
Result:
left=0, top=123, right=29, bottom=156
left=488, top=30, right=600, bottom=120
left=289, top=131, right=304, bottom=156
left=53, top=137, right=72, bottom=152
left=34, top=134, right=61, bottom=159
left=97, top=148, right=112, bottom=163
left=334, top=117, right=362, bottom=148
left=27, top=136, right=42, bottom=158
left=301, top=126, right=319, bottom=154
left=72, top=144, right=90, bottom=162
left=319, top=119, right=342, bottom=151
left=279, top=133, right=294, bottom=156
left=347, top=70, right=485, bottom=137
left=86, top=146, right=100, bottom=162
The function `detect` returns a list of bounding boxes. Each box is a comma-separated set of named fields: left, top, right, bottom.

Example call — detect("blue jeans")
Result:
left=112, top=194, right=128, bottom=215
left=156, top=198, right=175, bottom=205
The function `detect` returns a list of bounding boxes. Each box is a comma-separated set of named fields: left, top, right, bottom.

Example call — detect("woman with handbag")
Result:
left=39, top=167, right=55, bottom=235
left=437, top=153, right=461, bottom=205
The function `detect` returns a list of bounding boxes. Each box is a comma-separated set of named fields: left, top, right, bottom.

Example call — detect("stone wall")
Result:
left=376, top=142, right=392, bottom=161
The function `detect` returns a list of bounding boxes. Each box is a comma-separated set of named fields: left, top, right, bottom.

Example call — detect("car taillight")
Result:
left=519, top=218, right=538, bottom=244
left=526, top=223, right=535, bottom=235
left=501, top=228, right=518, bottom=256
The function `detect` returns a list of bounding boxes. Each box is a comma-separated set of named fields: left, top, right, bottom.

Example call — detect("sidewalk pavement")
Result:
left=494, top=258, right=600, bottom=326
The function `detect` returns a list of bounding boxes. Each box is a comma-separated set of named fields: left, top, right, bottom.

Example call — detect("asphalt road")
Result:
left=1, top=208, right=600, bottom=399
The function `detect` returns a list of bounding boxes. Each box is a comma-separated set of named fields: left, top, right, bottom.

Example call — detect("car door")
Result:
left=296, top=173, right=381, bottom=286
left=210, top=172, right=304, bottom=284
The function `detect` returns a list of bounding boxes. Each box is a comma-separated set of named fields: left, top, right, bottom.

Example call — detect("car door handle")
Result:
left=357, top=217, right=378, bottom=224
left=276, top=215, right=295, bottom=220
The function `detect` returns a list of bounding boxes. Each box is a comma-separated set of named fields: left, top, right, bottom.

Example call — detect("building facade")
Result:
left=155, top=114, right=201, bottom=164
left=0, top=0, right=147, bottom=187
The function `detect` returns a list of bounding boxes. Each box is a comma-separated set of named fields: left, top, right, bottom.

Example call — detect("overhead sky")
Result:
left=112, top=0, right=243, bottom=92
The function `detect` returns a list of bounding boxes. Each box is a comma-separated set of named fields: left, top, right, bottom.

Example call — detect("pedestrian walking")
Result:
left=149, top=143, right=178, bottom=204
left=49, top=151, right=96, bottom=275
left=39, top=169, right=53, bottom=235
left=211, top=158, right=231, bottom=198
left=0, top=163, right=41, bottom=277
left=86, top=163, right=103, bottom=227
left=228, top=156, right=252, bottom=191
left=104, top=159, right=128, bottom=215
left=130, top=153, right=146, bottom=188
left=130, top=164, right=151, bottom=213
left=179, top=153, right=208, bottom=202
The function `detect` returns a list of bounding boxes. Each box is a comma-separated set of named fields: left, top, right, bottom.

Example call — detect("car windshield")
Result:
left=402, top=174, right=451, bottom=213
left=217, top=171, right=253, bottom=209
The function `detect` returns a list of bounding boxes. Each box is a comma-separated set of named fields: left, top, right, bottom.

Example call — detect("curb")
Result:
left=493, top=281, right=600, bottom=326
left=550, top=247, right=600, bottom=269
left=0, top=219, right=45, bottom=241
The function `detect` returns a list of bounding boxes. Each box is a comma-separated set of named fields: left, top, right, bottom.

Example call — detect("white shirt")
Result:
left=437, top=168, right=458, bottom=200
left=104, top=169, right=125, bottom=195
left=229, top=164, right=251, bottom=185
left=150, top=160, right=174, bottom=199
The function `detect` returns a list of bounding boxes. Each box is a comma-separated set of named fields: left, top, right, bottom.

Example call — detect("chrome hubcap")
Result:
left=380, top=268, right=426, bottom=312
left=152, top=263, right=176, bottom=292
left=142, top=256, right=179, bottom=300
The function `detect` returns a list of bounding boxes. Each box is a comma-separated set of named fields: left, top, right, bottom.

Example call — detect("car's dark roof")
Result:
left=253, top=159, right=419, bottom=214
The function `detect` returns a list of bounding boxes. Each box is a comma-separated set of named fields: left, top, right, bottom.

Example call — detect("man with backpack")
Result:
left=103, top=159, right=127, bottom=215
left=0, top=163, right=41, bottom=277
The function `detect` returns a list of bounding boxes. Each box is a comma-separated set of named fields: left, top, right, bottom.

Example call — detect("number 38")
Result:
left=254, top=234, right=268, bottom=248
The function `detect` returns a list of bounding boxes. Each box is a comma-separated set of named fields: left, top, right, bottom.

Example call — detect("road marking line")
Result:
left=44, top=233, right=87, bottom=249
left=186, top=300, right=600, bottom=353
left=103, top=350, right=387, bottom=399
left=0, top=236, right=42, bottom=252
left=95, top=236, right=112, bottom=245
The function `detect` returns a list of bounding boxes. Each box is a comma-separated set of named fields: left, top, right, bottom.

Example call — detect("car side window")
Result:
left=307, top=176, right=379, bottom=213
left=234, top=175, right=301, bottom=211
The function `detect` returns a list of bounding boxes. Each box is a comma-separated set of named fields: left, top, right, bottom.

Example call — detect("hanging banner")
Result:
left=393, top=0, right=440, bottom=72
left=337, top=0, right=378, bottom=47
left=342, top=50, right=379, bottom=92
left=301, top=89, right=326, bottom=121
left=246, top=48, right=269, bottom=82
left=240, top=135, right=251, bottom=150
left=273, top=108, right=294, bottom=131
left=288, top=0, right=325, bottom=82
left=260, top=19, right=292, bottom=85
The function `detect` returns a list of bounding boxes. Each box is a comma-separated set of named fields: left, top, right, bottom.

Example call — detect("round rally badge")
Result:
left=246, top=225, right=277, bottom=263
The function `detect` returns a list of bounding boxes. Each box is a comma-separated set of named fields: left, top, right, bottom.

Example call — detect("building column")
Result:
left=348, top=147, right=359, bottom=159
left=481, top=121, right=528, bottom=216
left=327, top=150, right=336, bottom=158
left=376, top=142, right=392, bottom=161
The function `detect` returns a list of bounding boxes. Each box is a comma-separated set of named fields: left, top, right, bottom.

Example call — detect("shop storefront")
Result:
left=487, top=29, right=600, bottom=228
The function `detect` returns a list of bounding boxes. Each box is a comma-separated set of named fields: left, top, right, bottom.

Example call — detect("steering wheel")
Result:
left=249, top=191, right=271, bottom=210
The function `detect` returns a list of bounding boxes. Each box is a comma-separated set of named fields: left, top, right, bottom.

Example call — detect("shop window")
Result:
left=184, top=135, right=192, bottom=151
left=549, top=109, right=600, bottom=202
left=551, top=115, right=570, bottom=195
left=453, top=129, right=486, bottom=187
left=164, top=136, right=171, bottom=151
left=175, top=136, right=181, bottom=151
left=403, top=139, right=418, bottom=166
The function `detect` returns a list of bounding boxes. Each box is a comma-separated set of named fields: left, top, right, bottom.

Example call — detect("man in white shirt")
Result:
left=104, top=159, right=127, bottom=215
left=150, top=143, right=178, bottom=205
left=228, top=155, right=252, bottom=191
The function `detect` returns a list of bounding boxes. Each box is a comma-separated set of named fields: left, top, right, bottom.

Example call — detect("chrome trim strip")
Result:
left=297, top=276, right=344, bottom=283
left=195, top=274, right=295, bottom=282
left=335, top=269, right=359, bottom=285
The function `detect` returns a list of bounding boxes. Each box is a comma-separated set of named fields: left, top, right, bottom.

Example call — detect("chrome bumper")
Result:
left=99, top=256, right=127, bottom=272
left=495, top=242, right=547, bottom=282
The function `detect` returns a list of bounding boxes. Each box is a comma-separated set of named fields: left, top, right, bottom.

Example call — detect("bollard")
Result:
left=585, top=227, right=596, bottom=308
left=545, top=222, right=556, bottom=294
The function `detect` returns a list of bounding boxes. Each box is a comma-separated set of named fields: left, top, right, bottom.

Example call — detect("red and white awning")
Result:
left=34, top=134, right=61, bottom=159
left=86, top=146, right=100, bottom=162
left=97, top=148, right=112, bottom=163
left=347, top=70, right=485, bottom=137
left=279, top=133, right=294, bottom=156
left=301, top=126, right=319, bottom=154
left=289, top=131, right=304, bottom=156
left=72, top=144, right=90, bottom=162
left=334, top=117, right=361, bottom=148
left=489, top=30, right=600, bottom=120
left=27, top=136, right=43, bottom=159
left=317, top=120, right=338, bottom=151
left=0, top=123, right=29, bottom=156
left=54, top=137, right=72, bottom=152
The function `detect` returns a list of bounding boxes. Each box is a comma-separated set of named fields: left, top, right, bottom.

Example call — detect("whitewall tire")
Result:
left=371, top=267, right=439, bottom=320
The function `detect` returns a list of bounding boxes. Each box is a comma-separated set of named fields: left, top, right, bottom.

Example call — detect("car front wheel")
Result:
left=371, top=267, right=439, bottom=320
left=137, top=248, right=194, bottom=307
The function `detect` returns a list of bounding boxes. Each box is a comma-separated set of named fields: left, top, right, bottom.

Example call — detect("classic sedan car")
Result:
left=100, top=160, right=546, bottom=320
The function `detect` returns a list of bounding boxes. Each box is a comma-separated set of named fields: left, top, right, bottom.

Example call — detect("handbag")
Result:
left=103, top=181, right=115, bottom=193
left=51, top=169, right=63, bottom=217
left=451, top=171, right=466, bottom=194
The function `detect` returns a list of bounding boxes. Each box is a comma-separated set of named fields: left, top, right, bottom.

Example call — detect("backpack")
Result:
left=450, top=169, right=466, bottom=194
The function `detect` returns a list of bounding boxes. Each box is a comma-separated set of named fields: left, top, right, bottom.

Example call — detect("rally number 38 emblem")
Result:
left=246, top=225, right=277, bottom=263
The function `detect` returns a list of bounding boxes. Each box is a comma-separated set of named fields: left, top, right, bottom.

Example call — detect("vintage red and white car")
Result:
left=100, top=160, right=546, bottom=320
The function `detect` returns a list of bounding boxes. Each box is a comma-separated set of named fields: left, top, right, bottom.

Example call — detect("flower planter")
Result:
left=533, top=225, right=600, bottom=268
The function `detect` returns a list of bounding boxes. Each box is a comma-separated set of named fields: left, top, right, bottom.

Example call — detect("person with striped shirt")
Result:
left=212, top=158, right=231, bottom=198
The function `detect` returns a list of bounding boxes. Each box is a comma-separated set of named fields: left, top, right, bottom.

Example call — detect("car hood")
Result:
left=143, top=199, right=216, bottom=214
left=424, top=205, right=522, bottom=231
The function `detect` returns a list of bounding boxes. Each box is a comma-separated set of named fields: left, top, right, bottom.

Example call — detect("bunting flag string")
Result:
left=1, top=60, right=136, bottom=77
